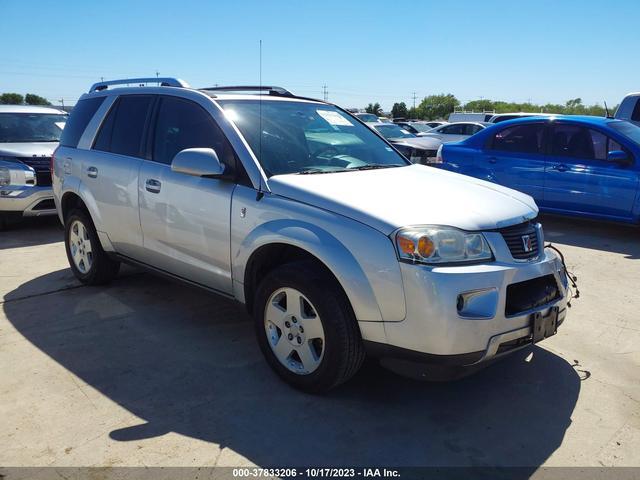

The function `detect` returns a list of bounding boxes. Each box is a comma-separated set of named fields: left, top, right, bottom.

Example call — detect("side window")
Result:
left=441, top=124, right=463, bottom=135
left=632, top=99, right=640, bottom=122
left=492, top=124, right=544, bottom=154
left=92, top=95, right=154, bottom=157
left=466, top=124, right=483, bottom=135
left=551, top=125, right=615, bottom=160
left=152, top=96, right=237, bottom=171
left=59, top=96, right=105, bottom=147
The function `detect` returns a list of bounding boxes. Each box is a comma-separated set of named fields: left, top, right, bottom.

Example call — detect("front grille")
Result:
left=505, top=274, right=560, bottom=316
left=19, top=157, right=52, bottom=187
left=499, top=221, right=539, bottom=260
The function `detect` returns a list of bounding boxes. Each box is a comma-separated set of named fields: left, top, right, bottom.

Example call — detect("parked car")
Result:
left=370, top=123, right=442, bottom=164
left=420, top=121, right=489, bottom=144
left=394, top=121, right=445, bottom=136
left=438, top=115, right=640, bottom=223
left=53, top=77, right=569, bottom=392
left=378, top=117, right=393, bottom=123
left=0, top=105, right=67, bottom=229
left=353, top=112, right=380, bottom=123
left=614, top=92, right=640, bottom=127
left=488, top=112, right=554, bottom=123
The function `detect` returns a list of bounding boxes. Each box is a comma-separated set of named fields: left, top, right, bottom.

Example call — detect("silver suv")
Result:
left=0, top=105, right=67, bottom=228
left=53, top=77, right=569, bottom=392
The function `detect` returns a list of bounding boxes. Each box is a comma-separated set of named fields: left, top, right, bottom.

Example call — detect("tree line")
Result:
left=0, top=93, right=51, bottom=106
left=365, top=95, right=617, bottom=120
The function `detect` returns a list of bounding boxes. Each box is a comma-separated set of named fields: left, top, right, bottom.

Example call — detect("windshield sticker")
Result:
left=317, top=110, right=353, bottom=127
left=55, top=122, right=66, bottom=130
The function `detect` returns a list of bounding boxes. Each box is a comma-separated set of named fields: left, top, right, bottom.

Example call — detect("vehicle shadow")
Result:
left=539, top=213, right=640, bottom=259
left=3, top=270, right=580, bottom=468
left=0, top=217, right=63, bottom=249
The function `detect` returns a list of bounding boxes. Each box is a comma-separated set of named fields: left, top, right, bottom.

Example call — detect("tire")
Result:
left=254, top=261, right=365, bottom=393
left=64, top=209, right=120, bottom=285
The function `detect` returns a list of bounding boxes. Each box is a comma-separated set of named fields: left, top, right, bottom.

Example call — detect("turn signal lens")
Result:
left=397, top=236, right=415, bottom=255
left=417, top=236, right=435, bottom=257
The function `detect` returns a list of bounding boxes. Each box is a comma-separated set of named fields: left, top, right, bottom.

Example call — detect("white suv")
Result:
left=53, top=78, right=569, bottom=392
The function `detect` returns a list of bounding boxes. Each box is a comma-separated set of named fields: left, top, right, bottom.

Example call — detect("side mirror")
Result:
left=607, top=150, right=630, bottom=164
left=171, top=148, right=225, bottom=177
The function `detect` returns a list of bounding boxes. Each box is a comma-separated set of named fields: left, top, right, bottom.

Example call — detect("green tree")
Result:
left=365, top=102, right=383, bottom=116
left=463, top=99, right=496, bottom=112
left=25, top=93, right=51, bottom=106
left=417, top=94, right=460, bottom=120
left=0, top=93, right=24, bottom=105
left=391, top=102, right=408, bottom=119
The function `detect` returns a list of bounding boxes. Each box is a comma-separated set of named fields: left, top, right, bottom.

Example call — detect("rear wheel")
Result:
left=64, top=209, right=120, bottom=285
left=254, top=261, right=365, bottom=393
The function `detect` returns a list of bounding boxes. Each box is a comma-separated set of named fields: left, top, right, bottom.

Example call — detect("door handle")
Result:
left=553, top=164, right=568, bottom=172
left=487, top=157, right=497, bottom=164
left=86, top=166, right=98, bottom=178
left=145, top=179, right=161, bottom=193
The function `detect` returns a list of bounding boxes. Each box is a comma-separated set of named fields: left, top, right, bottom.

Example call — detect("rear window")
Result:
left=59, top=97, right=105, bottom=147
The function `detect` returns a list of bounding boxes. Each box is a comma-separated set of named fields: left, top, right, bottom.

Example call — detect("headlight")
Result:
left=0, top=167, right=10, bottom=187
left=395, top=226, right=493, bottom=264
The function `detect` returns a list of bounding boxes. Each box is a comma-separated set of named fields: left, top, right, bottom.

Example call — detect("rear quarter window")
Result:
left=59, top=97, right=105, bottom=147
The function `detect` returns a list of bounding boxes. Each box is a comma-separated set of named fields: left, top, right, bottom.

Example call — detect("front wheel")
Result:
left=64, top=209, right=120, bottom=285
left=254, top=261, right=365, bottom=393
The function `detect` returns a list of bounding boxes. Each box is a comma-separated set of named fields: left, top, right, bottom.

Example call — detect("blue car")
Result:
left=438, top=115, right=640, bottom=223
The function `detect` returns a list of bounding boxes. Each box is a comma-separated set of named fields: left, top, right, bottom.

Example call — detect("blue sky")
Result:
left=1, top=0, right=638, bottom=110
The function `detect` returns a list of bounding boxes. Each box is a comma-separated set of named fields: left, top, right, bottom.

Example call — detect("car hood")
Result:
left=0, top=142, right=58, bottom=158
left=388, top=136, right=442, bottom=150
left=268, top=164, right=538, bottom=235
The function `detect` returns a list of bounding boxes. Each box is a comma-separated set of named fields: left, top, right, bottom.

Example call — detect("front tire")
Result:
left=254, top=261, right=365, bottom=393
left=64, top=209, right=120, bottom=285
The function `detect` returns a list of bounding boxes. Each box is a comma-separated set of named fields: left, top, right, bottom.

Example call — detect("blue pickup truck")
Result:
left=438, top=115, right=640, bottom=224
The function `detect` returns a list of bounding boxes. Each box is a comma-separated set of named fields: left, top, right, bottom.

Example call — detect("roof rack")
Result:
left=89, top=77, right=190, bottom=93
left=199, top=85, right=294, bottom=97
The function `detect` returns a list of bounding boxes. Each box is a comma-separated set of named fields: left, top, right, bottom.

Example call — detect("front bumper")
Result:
left=0, top=185, right=56, bottom=217
left=379, top=232, right=569, bottom=370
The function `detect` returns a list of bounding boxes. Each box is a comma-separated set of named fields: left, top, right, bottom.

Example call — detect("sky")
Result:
left=1, top=0, right=639, bottom=111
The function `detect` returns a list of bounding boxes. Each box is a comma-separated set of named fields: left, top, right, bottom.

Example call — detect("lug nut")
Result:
left=292, top=317, right=297, bottom=323
left=299, top=326, right=304, bottom=333
left=288, top=333, right=293, bottom=340
left=297, top=336, right=302, bottom=344
left=285, top=321, right=291, bottom=328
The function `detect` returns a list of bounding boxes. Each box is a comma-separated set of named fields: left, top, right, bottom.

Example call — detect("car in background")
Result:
left=420, top=122, right=489, bottom=144
left=378, top=117, right=393, bottom=123
left=488, top=112, right=554, bottom=123
left=0, top=105, right=67, bottom=229
left=353, top=112, right=380, bottom=123
left=438, top=115, right=640, bottom=223
left=394, top=121, right=446, bottom=136
left=371, top=123, right=442, bottom=164
left=614, top=92, right=640, bottom=127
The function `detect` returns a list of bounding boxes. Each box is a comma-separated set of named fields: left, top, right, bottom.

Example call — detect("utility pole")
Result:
left=412, top=91, right=417, bottom=110
left=59, top=98, right=64, bottom=109
left=155, top=70, right=160, bottom=79
left=322, top=84, right=328, bottom=102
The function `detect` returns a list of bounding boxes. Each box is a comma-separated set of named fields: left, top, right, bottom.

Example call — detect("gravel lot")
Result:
left=0, top=215, right=639, bottom=469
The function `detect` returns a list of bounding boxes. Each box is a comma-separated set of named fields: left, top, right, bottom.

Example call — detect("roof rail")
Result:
left=89, top=77, right=191, bottom=93
left=199, top=85, right=293, bottom=97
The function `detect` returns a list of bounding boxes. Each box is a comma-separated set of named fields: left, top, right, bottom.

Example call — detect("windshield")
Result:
left=609, top=121, right=640, bottom=145
left=409, top=123, right=434, bottom=133
left=218, top=100, right=408, bottom=176
left=374, top=124, right=416, bottom=139
left=0, top=113, right=67, bottom=143
left=354, top=113, right=379, bottom=123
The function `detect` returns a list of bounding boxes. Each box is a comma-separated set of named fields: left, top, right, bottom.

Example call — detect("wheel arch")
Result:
left=237, top=220, right=384, bottom=322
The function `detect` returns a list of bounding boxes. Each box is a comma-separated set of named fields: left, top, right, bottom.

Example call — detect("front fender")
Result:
left=234, top=218, right=384, bottom=322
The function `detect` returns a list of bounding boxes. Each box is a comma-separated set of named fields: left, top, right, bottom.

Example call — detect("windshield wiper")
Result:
left=298, top=167, right=347, bottom=175
left=347, top=164, right=405, bottom=171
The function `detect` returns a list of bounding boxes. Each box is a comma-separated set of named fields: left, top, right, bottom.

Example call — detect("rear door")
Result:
left=433, top=124, right=467, bottom=143
left=137, top=94, right=237, bottom=294
left=480, top=123, right=547, bottom=203
left=83, top=94, right=155, bottom=257
left=544, top=123, right=638, bottom=219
